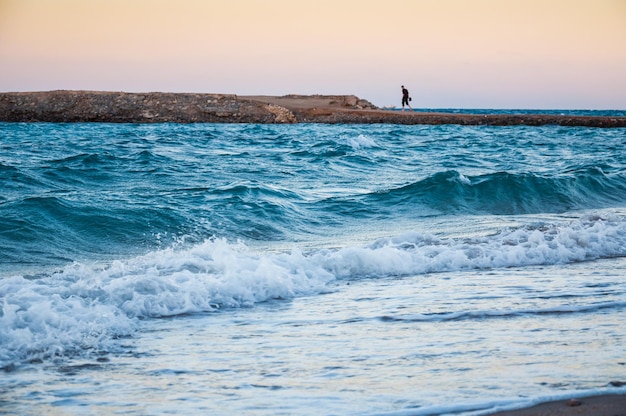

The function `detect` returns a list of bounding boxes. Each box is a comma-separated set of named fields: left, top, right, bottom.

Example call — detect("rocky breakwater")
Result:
left=1, top=91, right=625, bottom=127
left=0, top=91, right=299, bottom=123
left=297, top=108, right=626, bottom=127
left=245, top=95, right=626, bottom=127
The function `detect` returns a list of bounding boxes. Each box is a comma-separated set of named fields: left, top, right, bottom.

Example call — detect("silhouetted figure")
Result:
left=401, top=85, right=413, bottom=111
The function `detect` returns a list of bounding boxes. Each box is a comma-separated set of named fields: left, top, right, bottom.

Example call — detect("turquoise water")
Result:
left=1, top=121, right=626, bottom=414
left=410, top=109, right=626, bottom=116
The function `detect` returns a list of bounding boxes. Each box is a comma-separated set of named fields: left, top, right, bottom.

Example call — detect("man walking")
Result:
left=401, top=85, right=413, bottom=111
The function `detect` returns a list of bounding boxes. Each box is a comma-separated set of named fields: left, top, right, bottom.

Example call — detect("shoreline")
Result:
left=485, top=393, right=626, bottom=416
left=0, top=91, right=624, bottom=127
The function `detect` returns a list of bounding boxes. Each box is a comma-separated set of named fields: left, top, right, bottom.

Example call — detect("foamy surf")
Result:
left=2, top=213, right=625, bottom=368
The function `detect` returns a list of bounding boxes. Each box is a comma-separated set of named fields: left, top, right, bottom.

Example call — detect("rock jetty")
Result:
left=1, top=90, right=624, bottom=127
left=0, top=91, right=291, bottom=123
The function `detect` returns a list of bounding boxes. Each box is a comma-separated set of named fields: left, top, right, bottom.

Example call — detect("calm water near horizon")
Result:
left=393, top=108, right=626, bottom=117
left=1, top=117, right=626, bottom=415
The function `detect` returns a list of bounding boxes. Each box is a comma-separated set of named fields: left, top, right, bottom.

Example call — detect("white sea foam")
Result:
left=458, top=172, right=472, bottom=185
left=345, top=134, right=378, bottom=149
left=0, top=239, right=334, bottom=367
left=1, top=215, right=625, bottom=367
left=0, top=274, right=135, bottom=366
left=318, top=214, right=626, bottom=279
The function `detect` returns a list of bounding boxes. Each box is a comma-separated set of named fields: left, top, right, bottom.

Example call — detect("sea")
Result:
left=1, top=113, right=626, bottom=415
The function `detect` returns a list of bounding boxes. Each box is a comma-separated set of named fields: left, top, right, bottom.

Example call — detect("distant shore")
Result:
left=486, top=393, right=626, bottom=416
left=1, top=91, right=625, bottom=127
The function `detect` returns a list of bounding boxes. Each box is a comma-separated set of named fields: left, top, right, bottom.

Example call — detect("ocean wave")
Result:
left=0, top=238, right=334, bottom=368
left=364, top=168, right=626, bottom=215
left=1, top=214, right=625, bottom=367
left=313, top=213, right=626, bottom=278
left=0, top=194, right=188, bottom=269
left=3, top=122, right=626, bottom=268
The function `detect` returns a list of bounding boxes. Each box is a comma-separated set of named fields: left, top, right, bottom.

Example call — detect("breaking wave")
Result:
left=2, top=214, right=625, bottom=368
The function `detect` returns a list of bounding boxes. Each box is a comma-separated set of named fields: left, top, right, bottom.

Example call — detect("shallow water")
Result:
left=1, top=121, right=626, bottom=414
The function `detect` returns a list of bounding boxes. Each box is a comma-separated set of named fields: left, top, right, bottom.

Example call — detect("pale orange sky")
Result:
left=1, top=0, right=625, bottom=108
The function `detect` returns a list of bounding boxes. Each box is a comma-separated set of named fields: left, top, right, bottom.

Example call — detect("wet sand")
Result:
left=487, top=394, right=626, bottom=416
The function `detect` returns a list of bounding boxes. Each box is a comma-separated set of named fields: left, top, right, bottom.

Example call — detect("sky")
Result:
left=1, top=0, right=625, bottom=108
